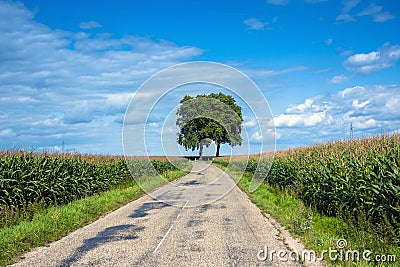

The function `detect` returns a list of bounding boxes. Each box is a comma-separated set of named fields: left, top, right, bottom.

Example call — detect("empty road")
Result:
left=11, top=162, right=305, bottom=267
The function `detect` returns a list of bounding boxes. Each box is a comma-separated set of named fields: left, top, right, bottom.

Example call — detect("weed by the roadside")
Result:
left=292, top=203, right=313, bottom=236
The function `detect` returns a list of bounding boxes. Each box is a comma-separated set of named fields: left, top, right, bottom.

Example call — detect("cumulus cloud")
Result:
left=352, top=99, right=369, bottom=109
left=275, top=98, right=330, bottom=128
left=354, top=118, right=376, bottom=129
left=274, top=84, right=400, bottom=147
left=0, top=0, right=202, bottom=154
left=329, top=74, right=349, bottom=84
left=344, top=44, right=400, bottom=74
left=285, top=98, right=315, bottom=113
left=274, top=111, right=329, bottom=127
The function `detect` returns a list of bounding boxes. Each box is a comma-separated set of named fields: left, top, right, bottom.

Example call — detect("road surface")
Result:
left=11, top=162, right=307, bottom=267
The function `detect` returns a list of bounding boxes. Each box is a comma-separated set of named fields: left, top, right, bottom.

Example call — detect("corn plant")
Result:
left=0, top=151, right=189, bottom=225
left=216, top=133, right=400, bottom=239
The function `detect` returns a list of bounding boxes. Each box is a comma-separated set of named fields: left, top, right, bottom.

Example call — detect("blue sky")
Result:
left=0, top=0, right=399, bottom=155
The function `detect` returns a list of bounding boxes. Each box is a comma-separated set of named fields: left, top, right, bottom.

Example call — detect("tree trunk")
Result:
left=216, top=143, right=221, bottom=157
left=199, top=143, right=203, bottom=159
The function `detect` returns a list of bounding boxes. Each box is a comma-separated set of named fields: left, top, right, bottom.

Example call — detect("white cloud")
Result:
left=335, top=0, right=360, bottom=23
left=354, top=119, right=376, bottom=129
left=244, top=119, right=257, bottom=127
left=286, top=98, right=314, bottom=113
left=274, top=111, right=327, bottom=127
left=336, top=13, right=356, bottom=23
left=274, top=114, right=304, bottom=127
left=305, top=112, right=326, bottom=126
left=336, top=1, right=394, bottom=23
left=243, top=17, right=276, bottom=31
left=103, top=93, right=134, bottom=113
left=342, top=0, right=361, bottom=13
left=148, top=122, right=159, bottom=128
left=329, top=74, right=349, bottom=84
left=337, top=85, right=363, bottom=98
left=357, top=4, right=395, bottom=22
left=344, top=44, right=400, bottom=74
left=243, top=66, right=308, bottom=77
left=385, top=96, right=400, bottom=113
left=0, top=1, right=202, bottom=154
left=63, top=100, right=92, bottom=124
left=372, top=12, right=395, bottom=23
left=249, top=128, right=279, bottom=143
left=79, top=21, right=102, bottom=29
left=0, top=96, right=39, bottom=103
left=251, top=131, right=264, bottom=141
left=358, top=4, right=382, bottom=16
left=352, top=99, right=370, bottom=109
left=32, top=118, right=61, bottom=126
left=347, top=51, right=380, bottom=65
left=339, top=49, right=354, bottom=57
left=0, top=129, right=15, bottom=137
left=274, top=84, right=400, bottom=147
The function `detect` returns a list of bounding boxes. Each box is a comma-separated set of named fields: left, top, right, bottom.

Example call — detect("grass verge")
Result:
left=214, top=163, right=399, bottom=267
left=0, top=168, right=189, bottom=266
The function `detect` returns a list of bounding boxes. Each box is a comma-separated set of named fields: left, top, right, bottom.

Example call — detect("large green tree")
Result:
left=176, top=92, right=243, bottom=157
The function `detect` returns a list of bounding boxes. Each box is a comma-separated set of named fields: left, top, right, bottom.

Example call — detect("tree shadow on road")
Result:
left=128, top=201, right=168, bottom=218
left=57, top=224, right=144, bottom=267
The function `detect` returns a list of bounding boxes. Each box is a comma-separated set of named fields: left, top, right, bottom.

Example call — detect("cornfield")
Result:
left=0, top=151, right=188, bottom=213
left=216, top=133, right=400, bottom=228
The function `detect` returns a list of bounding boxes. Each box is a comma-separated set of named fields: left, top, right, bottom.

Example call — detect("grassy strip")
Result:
left=0, top=168, right=188, bottom=266
left=215, top=163, right=399, bottom=267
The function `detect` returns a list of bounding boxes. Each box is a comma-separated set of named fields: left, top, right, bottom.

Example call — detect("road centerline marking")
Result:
left=153, top=199, right=190, bottom=254
left=152, top=224, right=174, bottom=254
left=153, top=177, right=203, bottom=255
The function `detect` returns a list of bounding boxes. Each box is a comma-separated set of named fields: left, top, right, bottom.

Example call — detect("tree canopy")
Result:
left=176, top=92, right=243, bottom=157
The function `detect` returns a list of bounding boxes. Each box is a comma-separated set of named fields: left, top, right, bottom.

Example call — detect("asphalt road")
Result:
left=10, top=162, right=306, bottom=267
